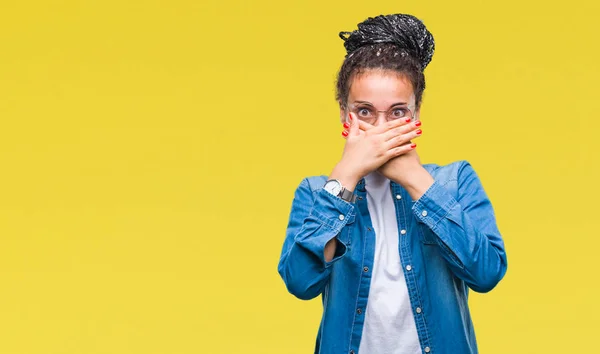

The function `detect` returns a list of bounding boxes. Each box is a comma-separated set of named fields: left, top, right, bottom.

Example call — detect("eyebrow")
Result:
left=353, top=100, right=408, bottom=107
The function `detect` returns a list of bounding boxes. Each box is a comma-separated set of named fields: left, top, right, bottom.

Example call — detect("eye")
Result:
left=357, top=107, right=374, bottom=117
left=391, top=108, right=408, bottom=118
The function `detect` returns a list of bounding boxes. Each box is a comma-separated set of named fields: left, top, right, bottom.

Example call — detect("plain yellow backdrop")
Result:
left=0, top=0, right=598, bottom=353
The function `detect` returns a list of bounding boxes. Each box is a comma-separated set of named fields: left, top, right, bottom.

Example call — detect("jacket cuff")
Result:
left=293, top=188, right=356, bottom=266
left=412, top=180, right=458, bottom=230
left=309, top=188, right=356, bottom=231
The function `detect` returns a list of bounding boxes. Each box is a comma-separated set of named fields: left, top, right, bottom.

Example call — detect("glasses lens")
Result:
left=387, top=107, right=412, bottom=121
left=350, top=106, right=375, bottom=123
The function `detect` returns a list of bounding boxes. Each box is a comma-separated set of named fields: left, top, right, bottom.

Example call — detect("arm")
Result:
left=277, top=177, right=356, bottom=300
left=410, top=161, right=508, bottom=293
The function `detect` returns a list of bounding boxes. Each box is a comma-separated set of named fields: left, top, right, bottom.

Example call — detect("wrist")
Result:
left=329, top=161, right=361, bottom=193
left=402, top=165, right=434, bottom=200
left=387, top=159, right=422, bottom=183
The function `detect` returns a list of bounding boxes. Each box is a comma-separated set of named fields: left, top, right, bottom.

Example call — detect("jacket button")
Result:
left=363, top=266, right=369, bottom=272
left=356, top=308, right=362, bottom=314
left=425, top=347, right=431, bottom=352
left=350, top=351, right=355, bottom=354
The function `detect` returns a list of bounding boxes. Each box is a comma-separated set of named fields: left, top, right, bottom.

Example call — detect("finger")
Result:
left=386, top=129, right=422, bottom=148
left=373, top=117, right=413, bottom=134
left=341, top=113, right=352, bottom=138
left=385, top=142, right=417, bottom=158
left=383, top=122, right=422, bottom=141
left=349, top=113, right=361, bottom=136
left=358, top=120, right=374, bottom=132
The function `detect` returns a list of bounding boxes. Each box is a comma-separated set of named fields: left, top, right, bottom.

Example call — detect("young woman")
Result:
left=277, top=14, right=507, bottom=354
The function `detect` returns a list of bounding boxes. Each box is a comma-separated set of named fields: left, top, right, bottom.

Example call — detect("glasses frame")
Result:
left=343, top=102, right=416, bottom=124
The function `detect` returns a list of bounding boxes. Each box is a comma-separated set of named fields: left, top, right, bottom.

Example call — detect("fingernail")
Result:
left=411, top=143, right=417, bottom=148
left=416, top=129, right=422, bottom=135
left=405, top=117, right=411, bottom=122
left=343, top=122, right=350, bottom=129
left=348, top=114, right=353, bottom=121
left=342, top=131, right=349, bottom=137
left=415, top=121, right=422, bottom=127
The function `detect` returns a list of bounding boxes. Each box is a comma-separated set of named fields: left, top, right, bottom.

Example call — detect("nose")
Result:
left=373, top=113, right=387, bottom=126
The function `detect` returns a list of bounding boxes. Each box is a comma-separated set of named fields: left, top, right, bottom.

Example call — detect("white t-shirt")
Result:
left=357, top=170, right=420, bottom=354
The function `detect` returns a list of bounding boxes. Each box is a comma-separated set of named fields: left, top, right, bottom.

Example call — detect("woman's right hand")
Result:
left=329, top=113, right=420, bottom=191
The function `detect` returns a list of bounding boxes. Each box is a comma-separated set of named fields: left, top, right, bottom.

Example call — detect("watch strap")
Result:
left=338, top=186, right=357, bottom=203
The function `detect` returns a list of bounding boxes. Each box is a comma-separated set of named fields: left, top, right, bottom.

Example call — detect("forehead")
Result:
left=348, top=69, right=415, bottom=106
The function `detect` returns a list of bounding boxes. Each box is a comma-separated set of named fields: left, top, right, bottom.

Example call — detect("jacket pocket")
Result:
left=417, top=223, right=464, bottom=269
left=417, top=223, right=437, bottom=245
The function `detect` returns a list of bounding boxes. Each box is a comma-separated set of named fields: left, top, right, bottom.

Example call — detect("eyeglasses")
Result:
left=344, top=103, right=415, bottom=125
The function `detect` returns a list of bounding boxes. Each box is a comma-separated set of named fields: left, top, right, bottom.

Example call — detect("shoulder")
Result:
left=423, top=160, right=477, bottom=183
left=288, top=175, right=328, bottom=200
left=289, top=175, right=329, bottom=205
left=300, top=175, right=329, bottom=192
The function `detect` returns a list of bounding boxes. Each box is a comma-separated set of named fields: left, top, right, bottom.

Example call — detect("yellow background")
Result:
left=0, top=0, right=598, bottom=353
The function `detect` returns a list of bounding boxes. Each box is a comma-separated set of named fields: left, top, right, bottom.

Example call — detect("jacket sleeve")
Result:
left=411, top=161, right=508, bottom=293
left=277, top=178, right=357, bottom=300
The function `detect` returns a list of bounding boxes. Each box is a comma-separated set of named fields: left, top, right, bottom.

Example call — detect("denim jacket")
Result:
left=277, top=160, right=508, bottom=354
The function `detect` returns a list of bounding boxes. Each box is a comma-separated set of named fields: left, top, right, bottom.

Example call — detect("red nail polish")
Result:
left=416, top=129, right=422, bottom=135
left=343, top=122, right=350, bottom=129
left=405, top=117, right=411, bottom=122
left=342, top=131, right=348, bottom=137
left=415, top=121, right=422, bottom=127
left=411, top=143, right=417, bottom=148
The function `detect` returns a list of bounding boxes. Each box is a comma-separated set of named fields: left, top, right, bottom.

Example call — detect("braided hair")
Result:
left=335, top=14, right=435, bottom=109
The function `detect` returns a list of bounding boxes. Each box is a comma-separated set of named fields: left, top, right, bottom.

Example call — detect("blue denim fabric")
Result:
left=277, top=160, right=507, bottom=354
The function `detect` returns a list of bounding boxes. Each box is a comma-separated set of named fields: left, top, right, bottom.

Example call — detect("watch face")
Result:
left=324, top=180, right=342, bottom=196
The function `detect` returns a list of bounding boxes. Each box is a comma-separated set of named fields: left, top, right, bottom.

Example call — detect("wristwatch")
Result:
left=323, top=179, right=357, bottom=203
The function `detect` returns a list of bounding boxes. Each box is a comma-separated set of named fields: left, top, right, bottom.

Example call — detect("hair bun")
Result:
left=339, top=14, right=435, bottom=70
